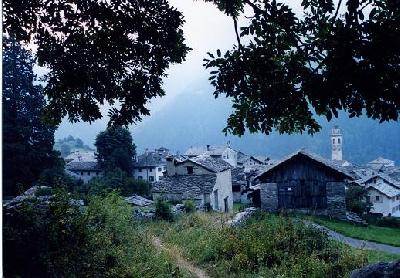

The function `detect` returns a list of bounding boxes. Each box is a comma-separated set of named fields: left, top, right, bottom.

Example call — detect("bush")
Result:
left=3, top=189, right=88, bottom=277
left=375, top=216, right=400, bottom=228
left=346, top=185, right=372, bottom=215
left=155, top=199, right=173, bottom=221
left=34, top=187, right=53, bottom=196
left=86, top=169, right=151, bottom=198
left=4, top=190, right=181, bottom=277
left=183, top=200, right=196, bottom=213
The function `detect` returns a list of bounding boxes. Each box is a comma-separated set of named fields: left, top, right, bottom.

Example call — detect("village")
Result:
left=3, top=0, right=400, bottom=276
left=64, top=126, right=400, bottom=220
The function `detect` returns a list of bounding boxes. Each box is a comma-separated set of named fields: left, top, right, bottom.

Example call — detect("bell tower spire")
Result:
left=331, top=125, right=343, bottom=161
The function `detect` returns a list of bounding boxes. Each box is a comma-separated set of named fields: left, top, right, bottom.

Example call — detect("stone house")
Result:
left=152, top=155, right=233, bottom=212
left=255, top=150, right=353, bottom=220
left=133, top=147, right=170, bottom=182
left=66, top=161, right=103, bottom=183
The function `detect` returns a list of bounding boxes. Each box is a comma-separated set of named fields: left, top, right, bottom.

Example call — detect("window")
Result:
left=375, top=196, right=380, bottom=202
left=338, top=138, right=341, bottom=144
left=88, top=171, right=90, bottom=176
left=332, top=138, right=335, bottom=144
left=138, top=168, right=142, bottom=172
left=149, top=168, right=152, bottom=172
left=187, top=166, right=194, bottom=174
left=138, top=176, right=143, bottom=180
left=158, top=167, right=162, bottom=172
left=149, top=176, right=154, bottom=182
left=81, top=172, right=84, bottom=176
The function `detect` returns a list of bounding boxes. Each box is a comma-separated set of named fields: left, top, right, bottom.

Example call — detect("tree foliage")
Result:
left=3, top=0, right=190, bottom=126
left=345, top=185, right=372, bottom=215
left=2, top=38, right=62, bottom=196
left=95, top=126, right=136, bottom=175
left=85, top=169, right=151, bottom=198
left=204, top=0, right=400, bottom=135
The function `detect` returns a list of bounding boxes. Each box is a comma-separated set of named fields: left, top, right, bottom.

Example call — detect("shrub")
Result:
left=375, top=216, right=400, bottom=228
left=346, top=185, right=372, bottom=215
left=34, top=187, right=53, bottom=196
left=155, top=199, right=173, bottom=221
left=3, top=189, right=88, bottom=277
left=183, top=200, right=196, bottom=213
left=86, top=169, right=151, bottom=198
left=4, top=190, right=181, bottom=277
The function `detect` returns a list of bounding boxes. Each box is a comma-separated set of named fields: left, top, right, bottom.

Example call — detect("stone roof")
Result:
left=355, top=173, right=400, bottom=188
left=152, top=175, right=216, bottom=196
left=134, top=148, right=170, bottom=167
left=66, top=161, right=101, bottom=171
left=185, top=145, right=231, bottom=156
left=255, top=149, right=354, bottom=181
left=188, top=155, right=232, bottom=173
left=65, top=151, right=96, bottom=162
left=237, top=151, right=264, bottom=165
left=367, top=182, right=400, bottom=198
left=231, top=167, right=246, bottom=186
left=367, top=157, right=395, bottom=168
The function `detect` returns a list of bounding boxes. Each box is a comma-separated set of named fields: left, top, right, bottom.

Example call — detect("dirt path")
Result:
left=151, top=236, right=210, bottom=278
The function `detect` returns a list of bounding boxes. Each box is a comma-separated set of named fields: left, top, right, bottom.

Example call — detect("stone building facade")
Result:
left=153, top=155, right=233, bottom=212
left=255, top=150, right=352, bottom=220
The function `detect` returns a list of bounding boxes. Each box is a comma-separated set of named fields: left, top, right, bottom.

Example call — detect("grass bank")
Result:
left=308, top=216, right=400, bottom=247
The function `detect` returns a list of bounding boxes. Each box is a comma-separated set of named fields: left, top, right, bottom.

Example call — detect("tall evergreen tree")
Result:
left=2, top=38, right=61, bottom=196
left=95, top=127, right=136, bottom=175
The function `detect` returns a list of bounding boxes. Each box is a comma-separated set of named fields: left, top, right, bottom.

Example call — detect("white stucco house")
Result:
left=152, top=155, right=233, bottom=213
left=132, top=147, right=170, bottom=182
left=356, top=174, right=400, bottom=217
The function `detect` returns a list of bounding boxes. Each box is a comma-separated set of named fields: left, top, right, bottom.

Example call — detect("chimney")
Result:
left=206, top=145, right=210, bottom=151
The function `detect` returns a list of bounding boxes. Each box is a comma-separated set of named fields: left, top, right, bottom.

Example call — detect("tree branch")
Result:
left=233, top=16, right=242, bottom=51
left=333, top=0, right=343, bottom=20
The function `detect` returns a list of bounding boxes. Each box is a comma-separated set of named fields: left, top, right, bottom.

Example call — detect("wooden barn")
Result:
left=255, top=150, right=353, bottom=219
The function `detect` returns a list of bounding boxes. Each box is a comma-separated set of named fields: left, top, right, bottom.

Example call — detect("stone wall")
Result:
left=326, top=182, right=347, bottom=220
left=260, top=183, right=278, bottom=212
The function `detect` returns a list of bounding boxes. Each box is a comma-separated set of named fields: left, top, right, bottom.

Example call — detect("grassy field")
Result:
left=142, top=212, right=395, bottom=277
left=308, top=216, right=400, bottom=247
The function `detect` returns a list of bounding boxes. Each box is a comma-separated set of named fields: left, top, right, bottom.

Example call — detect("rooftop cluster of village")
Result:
left=65, top=126, right=400, bottom=218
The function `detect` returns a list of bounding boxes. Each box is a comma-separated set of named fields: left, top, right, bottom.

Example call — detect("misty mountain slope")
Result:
left=56, top=87, right=400, bottom=165
left=131, top=90, right=400, bottom=164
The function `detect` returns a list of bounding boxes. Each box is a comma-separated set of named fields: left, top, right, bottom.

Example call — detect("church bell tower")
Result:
left=331, top=125, right=342, bottom=161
